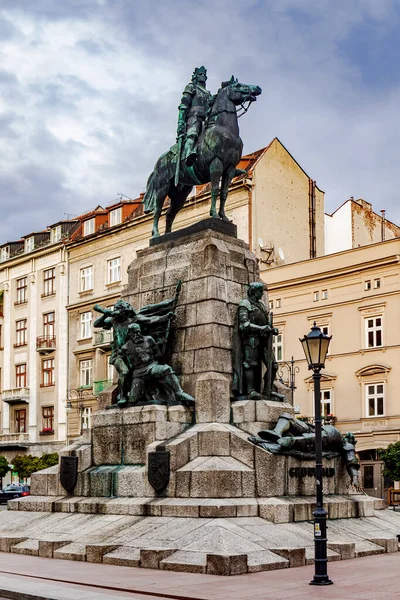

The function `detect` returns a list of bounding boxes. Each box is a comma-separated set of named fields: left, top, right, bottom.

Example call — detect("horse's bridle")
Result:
left=207, top=99, right=255, bottom=124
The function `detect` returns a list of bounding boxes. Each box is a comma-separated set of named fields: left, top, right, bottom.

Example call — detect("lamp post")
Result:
left=277, top=356, right=300, bottom=406
left=299, top=322, right=332, bottom=586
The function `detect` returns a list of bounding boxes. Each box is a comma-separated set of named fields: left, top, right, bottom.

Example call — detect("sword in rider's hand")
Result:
left=174, top=134, right=184, bottom=187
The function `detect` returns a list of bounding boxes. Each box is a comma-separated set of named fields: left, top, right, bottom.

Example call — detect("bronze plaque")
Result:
left=59, top=455, right=78, bottom=493
left=148, top=451, right=170, bottom=492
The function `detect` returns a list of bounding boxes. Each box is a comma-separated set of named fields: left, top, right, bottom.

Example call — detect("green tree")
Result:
left=12, top=452, right=59, bottom=481
left=379, top=442, right=400, bottom=482
left=12, top=455, right=41, bottom=480
left=38, top=452, right=59, bottom=470
left=0, top=456, right=10, bottom=489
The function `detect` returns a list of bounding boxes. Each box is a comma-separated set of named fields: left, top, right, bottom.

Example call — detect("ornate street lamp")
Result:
left=299, top=322, right=332, bottom=586
left=278, top=356, right=300, bottom=406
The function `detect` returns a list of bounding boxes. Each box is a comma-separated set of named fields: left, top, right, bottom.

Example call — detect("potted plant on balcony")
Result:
left=39, top=427, right=54, bottom=436
left=324, top=413, right=336, bottom=425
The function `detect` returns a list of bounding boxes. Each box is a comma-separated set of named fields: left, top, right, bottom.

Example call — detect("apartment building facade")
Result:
left=0, top=220, right=78, bottom=461
left=265, top=237, right=400, bottom=498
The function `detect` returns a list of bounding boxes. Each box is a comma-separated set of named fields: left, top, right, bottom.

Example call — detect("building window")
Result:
left=313, top=291, right=319, bottom=301
left=79, top=359, right=93, bottom=388
left=268, top=300, right=273, bottom=310
left=107, top=257, right=121, bottom=284
left=83, top=218, right=95, bottom=236
left=320, top=389, right=332, bottom=418
left=80, top=311, right=92, bottom=339
left=51, top=226, right=61, bottom=243
left=42, top=359, right=55, bottom=387
left=25, top=237, right=34, bottom=253
left=80, top=266, right=93, bottom=291
left=109, top=207, right=122, bottom=227
left=374, top=278, right=381, bottom=289
left=81, top=406, right=92, bottom=430
left=365, top=280, right=371, bottom=291
left=42, top=406, right=54, bottom=431
left=16, top=364, right=26, bottom=388
left=273, top=332, right=283, bottom=361
left=321, top=289, right=328, bottom=300
left=366, top=383, right=384, bottom=417
left=275, top=298, right=281, bottom=309
left=0, top=247, right=9, bottom=262
left=43, top=312, right=55, bottom=337
left=16, top=277, right=27, bottom=304
left=15, top=319, right=27, bottom=347
left=43, top=268, right=55, bottom=296
left=15, top=409, right=26, bottom=433
left=365, top=316, right=383, bottom=348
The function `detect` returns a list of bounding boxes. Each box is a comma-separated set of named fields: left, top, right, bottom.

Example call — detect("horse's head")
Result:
left=222, top=76, right=262, bottom=106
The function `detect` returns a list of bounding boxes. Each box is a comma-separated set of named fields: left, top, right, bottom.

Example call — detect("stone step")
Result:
left=12, top=493, right=383, bottom=521
left=176, top=456, right=255, bottom=498
left=53, top=542, right=87, bottom=561
left=103, top=546, right=141, bottom=567
left=10, top=539, right=39, bottom=556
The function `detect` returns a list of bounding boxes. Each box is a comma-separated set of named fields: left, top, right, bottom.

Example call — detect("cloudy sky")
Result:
left=1, top=0, right=400, bottom=242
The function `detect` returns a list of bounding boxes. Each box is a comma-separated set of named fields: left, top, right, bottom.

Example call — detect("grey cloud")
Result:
left=1, top=0, right=400, bottom=242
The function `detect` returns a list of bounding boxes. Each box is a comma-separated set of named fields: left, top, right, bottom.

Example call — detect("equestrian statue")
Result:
left=143, top=66, right=262, bottom=238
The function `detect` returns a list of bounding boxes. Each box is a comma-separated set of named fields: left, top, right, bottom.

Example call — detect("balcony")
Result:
left=36, top=336, right=56, bottom=354
left=2, top=388, right=30, bottom=404
left=0, top=433, right=29, bottom=449
left=93, top=330, right=113, bottom=347
left=93, top=380, right=113, bottom=395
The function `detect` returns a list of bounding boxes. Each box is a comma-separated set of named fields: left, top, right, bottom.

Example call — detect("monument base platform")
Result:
left=1, top=499, right=398, bottom=575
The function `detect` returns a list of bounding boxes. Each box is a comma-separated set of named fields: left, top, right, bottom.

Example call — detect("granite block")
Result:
left=93, top=425, right=121, bottom=466
left=195, top=372, right=230, bottom=423
left=254, top=448, right=286, bottom=497
left=255, top=400, right=294, bottom=423
left=194, top=347, right=232, bottom=374
left=206, top=553, right=248, bottom=576
left=140, top=548, right=177, bottom=569
left=86, top=544, right=120, bottom=564
left=230, top=432, right=255, bottom=468
left=259, top=498, right=292, bottom=523
left=231, top=400, right=256, bottom=424
left=272, top=547, right=306, bottom=568
left=198, top=430, right=230, bottom=456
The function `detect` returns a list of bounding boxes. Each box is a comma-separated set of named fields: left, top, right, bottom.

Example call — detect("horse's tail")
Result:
left=143, top=171, right=157, bottom=214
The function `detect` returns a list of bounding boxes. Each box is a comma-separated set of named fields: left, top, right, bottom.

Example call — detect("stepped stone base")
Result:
left=0, top=506, right=398, bottom=575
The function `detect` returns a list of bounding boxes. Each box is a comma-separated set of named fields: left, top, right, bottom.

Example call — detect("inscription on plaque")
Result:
left=289, top=467, right=335, bottom=478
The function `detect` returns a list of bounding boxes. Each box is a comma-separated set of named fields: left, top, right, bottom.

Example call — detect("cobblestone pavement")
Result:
left=0, top=551, right=399, bottom=599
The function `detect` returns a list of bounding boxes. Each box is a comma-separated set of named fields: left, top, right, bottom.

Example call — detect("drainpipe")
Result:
left=244, top=178, right=254, bottom=251
left=381, top=209, right=386, bottom=242
left=309, top=179, right=317, bottom=258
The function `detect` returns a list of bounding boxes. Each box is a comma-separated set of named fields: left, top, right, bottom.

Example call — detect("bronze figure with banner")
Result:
left=93, top=282, right=191, bottom=407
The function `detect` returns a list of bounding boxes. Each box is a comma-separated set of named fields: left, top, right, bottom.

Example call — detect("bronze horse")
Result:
left=143, top=77, right=262, bottom=237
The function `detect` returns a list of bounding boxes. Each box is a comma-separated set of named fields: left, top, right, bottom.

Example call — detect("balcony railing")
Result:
left=36, top=336, right=56, bottom=353
left=93, top=330, right=113, bottom=347
left=0, top=433, right=29, bottom=445
left=2, top=388, right=30, bottom=403
left=93, top=380, right=113, bottom=395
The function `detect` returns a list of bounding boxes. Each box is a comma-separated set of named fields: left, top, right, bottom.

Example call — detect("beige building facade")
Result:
left=265, top=237, right=400, bottom=498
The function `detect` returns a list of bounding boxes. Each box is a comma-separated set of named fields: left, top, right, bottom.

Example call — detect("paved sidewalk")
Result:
left=0, top=552, right=399, bottom=599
